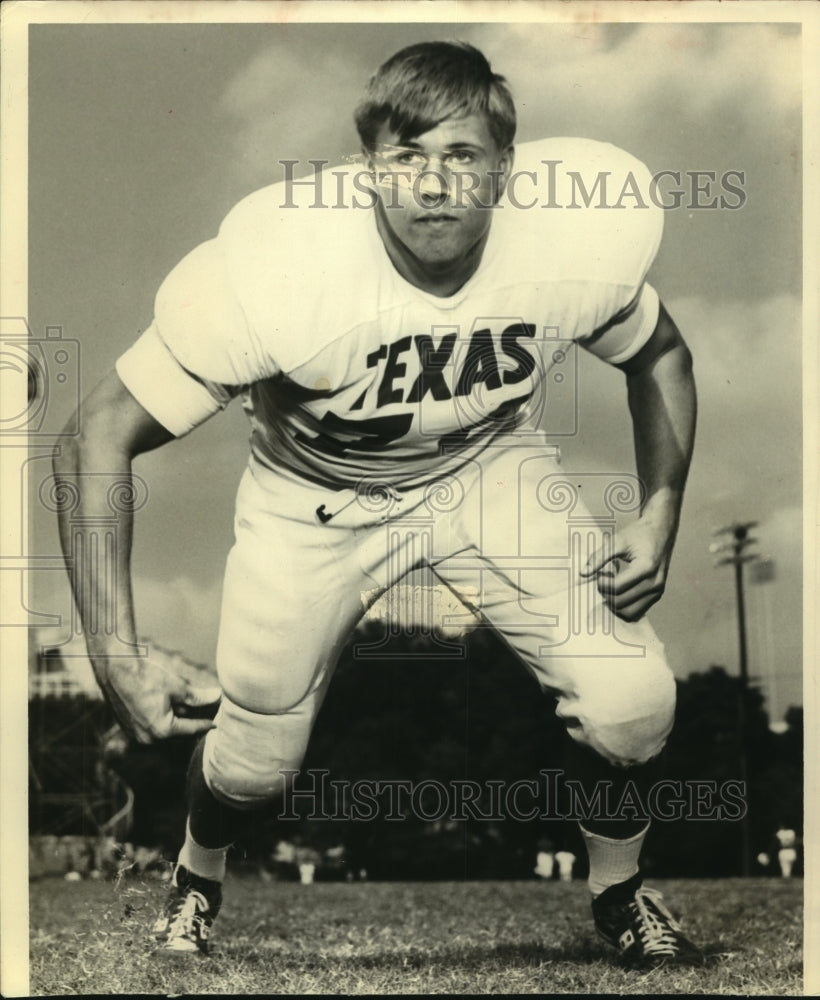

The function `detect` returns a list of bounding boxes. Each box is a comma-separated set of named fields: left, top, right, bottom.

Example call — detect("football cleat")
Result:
left=592, top=873, right=704, bottom=968
left=152, top=864, right=222, bottom=955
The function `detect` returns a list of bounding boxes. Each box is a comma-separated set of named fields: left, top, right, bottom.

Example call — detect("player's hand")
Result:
left=579, top=518, right=673, bottom=622
left=97, top=655, right=221, bottom=745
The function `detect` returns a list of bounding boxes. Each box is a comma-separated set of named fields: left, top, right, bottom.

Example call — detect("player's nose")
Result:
left=416, top=168, right=450, bottom=206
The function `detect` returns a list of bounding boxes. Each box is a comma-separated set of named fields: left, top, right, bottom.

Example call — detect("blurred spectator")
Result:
left=534, top=837, right=555, bottom=880
left=295, top=844, right=322, bottom=884
left=775, top=828, right=797, bottom=878
left=555, top=850, right=576, bottom=882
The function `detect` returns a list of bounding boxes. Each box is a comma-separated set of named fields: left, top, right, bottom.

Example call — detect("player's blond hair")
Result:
left=354, top=41, right=516, bottom=153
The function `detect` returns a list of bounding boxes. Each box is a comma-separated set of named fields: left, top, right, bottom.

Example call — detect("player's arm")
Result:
left=52, top=369, right=220, bottom=743
left=581, top=300, right=697, bottom=621
left=53, top=232, right=270, bottom=739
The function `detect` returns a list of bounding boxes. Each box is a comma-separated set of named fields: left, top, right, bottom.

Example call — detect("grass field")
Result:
left=28, top=874, right=802, bottom=995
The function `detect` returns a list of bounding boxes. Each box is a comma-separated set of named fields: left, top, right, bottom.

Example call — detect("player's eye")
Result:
left=395, top=151, right=426, bottom=167
left=446, top=150, right=476, bottom=166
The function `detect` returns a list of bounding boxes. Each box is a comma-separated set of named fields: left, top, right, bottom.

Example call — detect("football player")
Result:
left=55, top=41, right=703, bottom=968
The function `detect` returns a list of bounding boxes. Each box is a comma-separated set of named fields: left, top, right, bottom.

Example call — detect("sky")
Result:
left=23, top=16, right=805, bottom=720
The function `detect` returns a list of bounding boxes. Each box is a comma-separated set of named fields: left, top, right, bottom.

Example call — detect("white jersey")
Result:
left=116, top=137, right=663, bottom=489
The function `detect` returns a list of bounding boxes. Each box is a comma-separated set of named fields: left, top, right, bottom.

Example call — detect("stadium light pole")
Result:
left=710, top=521, right=760, bottom=877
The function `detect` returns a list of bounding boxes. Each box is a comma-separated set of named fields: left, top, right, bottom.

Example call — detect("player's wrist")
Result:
left=639, top=486, right=682, bottom=524
left=636, top=489, right=683, bottom=556
left=87, top=647, right=142, bottom=689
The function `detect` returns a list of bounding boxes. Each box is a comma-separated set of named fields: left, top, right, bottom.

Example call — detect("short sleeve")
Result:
left=573, top=177, right=664, bottom=365
left=151, top=238, right=278, bottom=386
left=114, top=228, right=282, bottom=436
left=579, top=281, right=661, bottom=365
left=507, top=138, right=666, bottom=367
left=115, top=324, right=238, bottom=437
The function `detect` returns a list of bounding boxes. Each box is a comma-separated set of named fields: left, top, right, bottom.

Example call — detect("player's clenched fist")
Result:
left=580, top=518, right=673, bottom=623
left=96, top=656, right=221, bottom=744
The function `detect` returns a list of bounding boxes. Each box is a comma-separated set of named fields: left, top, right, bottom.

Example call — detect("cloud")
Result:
left=30, top=569, right=223, bottom=668
left=133, top=573, right=224, bottom=665
left=221, top=23, right=801, bottom=164
left=667, top=293, right=803, bottom=523
left=562, top=292, right=802, bottom=515
left=216, top=37, right=369, bottom=189
left=471, top=22, right=800, bottom=142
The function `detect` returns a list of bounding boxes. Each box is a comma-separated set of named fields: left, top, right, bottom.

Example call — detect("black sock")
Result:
left=186, top=737, right=254, bottom=849
left=564, top=739, right=666, bottom=839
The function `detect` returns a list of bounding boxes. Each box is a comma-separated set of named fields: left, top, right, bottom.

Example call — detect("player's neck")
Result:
left=374, top=206, right=491, bottom=298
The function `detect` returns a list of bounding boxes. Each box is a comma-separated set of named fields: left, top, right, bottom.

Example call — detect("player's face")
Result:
left=369, top=114, right=513, bottom=291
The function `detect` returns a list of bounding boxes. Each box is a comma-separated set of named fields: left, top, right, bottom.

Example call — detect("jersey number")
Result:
left=296, top=411, right=414, bottom=458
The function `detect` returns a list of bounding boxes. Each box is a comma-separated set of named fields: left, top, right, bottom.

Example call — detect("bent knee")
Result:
left=559, top=652, right=677, bottom=768
left=202, top=698, right=313, bottom=809
left=589, top=663, right=676, bottom=766
left=205, top=756, right=297, bottom=810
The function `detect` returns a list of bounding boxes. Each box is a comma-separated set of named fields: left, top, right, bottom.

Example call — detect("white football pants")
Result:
left=203, top=439, right=676, bottom=808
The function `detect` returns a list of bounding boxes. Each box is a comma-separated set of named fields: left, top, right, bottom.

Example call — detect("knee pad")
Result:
left=202, top=696, right=314, bottom=809
left=558, top=639, right=677, bottom=768
left=589, top=658, right=676, bottom=767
